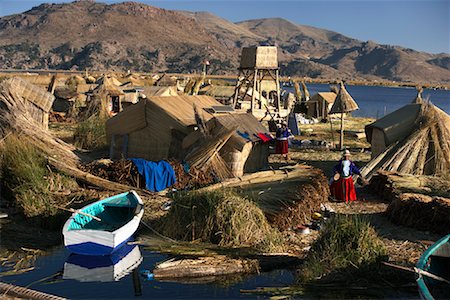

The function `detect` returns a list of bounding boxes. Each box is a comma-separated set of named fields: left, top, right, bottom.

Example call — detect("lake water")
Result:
left=285, top=84, right=450, bottom=118
left=0, top=245, right=295, bottom=299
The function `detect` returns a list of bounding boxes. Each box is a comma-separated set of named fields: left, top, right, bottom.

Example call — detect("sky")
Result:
left=0, top=0, right=449, bottom=54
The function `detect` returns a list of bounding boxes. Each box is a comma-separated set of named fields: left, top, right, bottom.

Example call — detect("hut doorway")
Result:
left=111, top=96, right=120, bottom=113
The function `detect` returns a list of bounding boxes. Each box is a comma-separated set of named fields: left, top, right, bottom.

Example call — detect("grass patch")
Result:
left=73, top=114, right=107, bottom=150
left=1, top=134, right=77, bottom=217
left=157, top=190, right=286, bottom=253
left=299, top=214, right=386, bottom=282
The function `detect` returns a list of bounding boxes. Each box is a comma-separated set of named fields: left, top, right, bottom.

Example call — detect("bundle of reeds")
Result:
left=386, top=193, right=450, bottom=234
left=201, top=165, right=330, bottom=230
left=185, top=126, right=235, bottom=180
left=369, top=171, right=450, bottom=201
left=361, top=102, right=450, bottom=178
left=157, top=190, right=286, bottom=253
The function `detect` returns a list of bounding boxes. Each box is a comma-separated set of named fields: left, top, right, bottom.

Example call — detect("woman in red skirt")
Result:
left=330, top=150, right=363, bottom=202
left=276, top=122, right=292, bottom=160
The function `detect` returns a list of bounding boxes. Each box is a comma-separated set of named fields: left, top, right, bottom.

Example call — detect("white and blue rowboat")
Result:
left=63, top=243, right=143, bottom=282
left=62, top=191, right=144, bottom=256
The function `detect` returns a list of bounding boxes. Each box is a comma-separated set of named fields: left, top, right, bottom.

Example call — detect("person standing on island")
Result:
left=330, top=149, right=363, bottom=202
left=276, top=121, right=292, bottom=161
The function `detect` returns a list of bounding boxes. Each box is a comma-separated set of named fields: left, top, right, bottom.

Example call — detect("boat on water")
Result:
left=62, top=191, right=144, bottom=256
left=63, top=243, right=143, bottom=282
left=416, top=234, right=450, bottom=299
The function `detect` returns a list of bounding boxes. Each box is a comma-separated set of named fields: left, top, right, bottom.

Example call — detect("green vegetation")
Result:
left=73, top=114, right=108, bottom=150
left=157, top=190, right=286, bottom=253
left=1, top=135, right=76, bottom=217
left=300, top=214, right=386, bottom=281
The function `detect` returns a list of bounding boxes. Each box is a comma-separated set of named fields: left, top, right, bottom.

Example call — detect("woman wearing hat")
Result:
left=275, top=121, right=292, bottom=160
left=330, top=150, right=362, bottom=202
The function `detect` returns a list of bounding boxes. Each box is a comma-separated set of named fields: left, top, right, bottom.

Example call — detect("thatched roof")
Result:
left=54, top=86, right=78, bottom=100
left=148, top=95, right=222, bottom=127
left=93, top=77, right=124, bottom=96
left=329, top=82, right=358, bottom=114
left=361, top=102, right=450, bottom=178
left=209, top=113, right=268, bottom=150
left=106, top=95, right=224, bottom=138
left=412, top=88, right=423, bottom=104
left=5, top=77, right=54, bottom=112
left=142, top=86, right=178, bottom=97
left=310, top=92, right=336, bottom=104
left=155, top=74, right=177, bottom=86
left=96, top=75, right=123, bottom=86
left=365, top=104, right=422, bottom=146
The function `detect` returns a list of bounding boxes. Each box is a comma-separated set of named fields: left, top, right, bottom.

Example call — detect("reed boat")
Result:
left=63, top=243, right=143, bottom=282
left=62, top=191, right=144, bottom=256
left=416, top=234, right=450, bottom=300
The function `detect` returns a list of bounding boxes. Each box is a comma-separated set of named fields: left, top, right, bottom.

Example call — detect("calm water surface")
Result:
left=0, top=245, right=294, bottom=299
left=285, top=84, right=450, bottom=118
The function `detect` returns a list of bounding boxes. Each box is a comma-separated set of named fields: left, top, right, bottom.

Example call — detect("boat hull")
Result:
left=416, top=234, right=450, bottom=300
left=62, top=191, right=144, bottom=255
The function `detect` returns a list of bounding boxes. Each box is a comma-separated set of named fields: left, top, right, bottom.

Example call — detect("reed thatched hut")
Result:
left=141, top=86, right=178, bottom=98
left=183, top=113, right=270, bottom=177
left=361, top=102, right=450, bottom=178
left=91, top=77, right=124, bottom=116
left=106, top=95, right=224, bottom=160
left=155, top=74, right=177, bottom=87
left=2, top=77, right=54, bottom=129
left=365, top=104, right=422, bottom=158
left=306, top=92, right=336, bottom=119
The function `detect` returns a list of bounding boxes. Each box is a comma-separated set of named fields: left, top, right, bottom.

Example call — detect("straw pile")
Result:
left=329, top=82, right=359, bottom=114
left=369, top=171, right=450, bottom=233
left=361, top=102, right=450, bottom=178
left=386, top=193, right=450, bottom=234
left=184, top=126, right=235, bottom=180
left=157, top=190, right=286, bottom=253
left=201, top=165, right=330, bottom=230
left=369, top=171, right=450, bottom=201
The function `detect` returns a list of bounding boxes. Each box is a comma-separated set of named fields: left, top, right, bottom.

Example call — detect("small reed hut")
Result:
left=306, top=92, right=336, bottom=119
left=361, top=102, right=450, bottom=178
left=183, top=113, right=270, bottom=177
left=365, top=90, right=427, bottom=158
left=365, top=104, right=422, bottom=158
left=2, top=77, right=54, bottom=129
left=91, top=77, right=125, bottom=116
left=106, top=95, right=224, bottom=161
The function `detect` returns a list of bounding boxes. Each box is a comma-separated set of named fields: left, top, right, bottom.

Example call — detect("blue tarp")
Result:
left=130, top=159, right=176, bottom=192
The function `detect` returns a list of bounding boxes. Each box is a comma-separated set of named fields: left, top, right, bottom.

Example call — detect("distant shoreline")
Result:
left=0, top=69, right=449, bottom=90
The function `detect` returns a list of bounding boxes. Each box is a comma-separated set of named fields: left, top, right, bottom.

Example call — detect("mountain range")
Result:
left=0, top=0, right=449, bottom=83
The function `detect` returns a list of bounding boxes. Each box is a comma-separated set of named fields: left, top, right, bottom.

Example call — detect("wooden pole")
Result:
left=275, top=69, right=281, bottom=112
left=339, top=112, right=344, bottom=150
left=251, top=69, right=258, bottom=114
left=329, top=115, right=335, bottom=149
left=56, top=206, right=102, bottom=222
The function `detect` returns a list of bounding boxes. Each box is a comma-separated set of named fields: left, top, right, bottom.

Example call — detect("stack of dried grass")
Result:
left=386, top=193, right=450, bottom=234
left=369, top=171, right=450, bottom=234
left=184, top=126, right=235, bottom=180
left=202, top=165, right=330, bottom=230
left=361, top=102, right=450, bottom=179
left=369, top=171, right=450, bottom=201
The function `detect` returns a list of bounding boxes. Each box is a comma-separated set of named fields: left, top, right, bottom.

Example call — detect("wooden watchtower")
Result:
left=232, top=46, right=282, bottom=119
